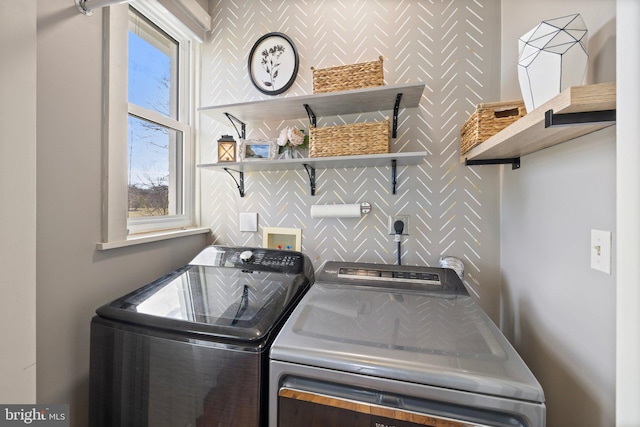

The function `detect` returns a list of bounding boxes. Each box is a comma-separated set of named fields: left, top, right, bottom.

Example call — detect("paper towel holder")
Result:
left=310, top=202, right=372, bottom=219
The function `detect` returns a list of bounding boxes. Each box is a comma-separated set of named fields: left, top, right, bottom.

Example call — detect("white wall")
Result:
left=0, top=0, right=37, bottom=403
left=34, top=1, right=208, bottom=425
left=200, top=0, right=504, bottom=321
left=616, top=1, right=640, bottom=424
left=500, top=1, right=616, bottom=426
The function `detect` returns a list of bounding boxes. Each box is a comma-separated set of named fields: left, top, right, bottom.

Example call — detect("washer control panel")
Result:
left=226, top=248, right=302, bottom=273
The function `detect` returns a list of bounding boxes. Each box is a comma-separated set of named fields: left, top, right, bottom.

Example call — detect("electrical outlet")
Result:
left=388, top=215, right=409, bottom=235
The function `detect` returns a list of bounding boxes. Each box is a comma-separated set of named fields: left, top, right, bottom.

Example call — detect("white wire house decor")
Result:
left=517, top=14, right=588, bottom=112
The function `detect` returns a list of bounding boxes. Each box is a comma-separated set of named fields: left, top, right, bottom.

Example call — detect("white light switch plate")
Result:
left=591, top=229, right=612, bottom=274
left=239, top=213, right=258, bottom=232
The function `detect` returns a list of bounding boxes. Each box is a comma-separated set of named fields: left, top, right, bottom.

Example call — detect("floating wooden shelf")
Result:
left=461, top=82, right=616, bottom=165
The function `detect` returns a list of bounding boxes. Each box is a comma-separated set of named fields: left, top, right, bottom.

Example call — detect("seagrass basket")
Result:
left=311, top=56, right=384, bottom=94
left=460, top=100, right=526, bottom=154
left=309, top=118, right=390, bottom=158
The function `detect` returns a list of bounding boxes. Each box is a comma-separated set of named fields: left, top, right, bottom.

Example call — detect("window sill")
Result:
left=96, top=227, right=211, bottom=250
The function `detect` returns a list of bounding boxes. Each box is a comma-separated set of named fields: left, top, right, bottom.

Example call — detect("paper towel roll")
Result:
left=311, top=203, right=363, bottom=218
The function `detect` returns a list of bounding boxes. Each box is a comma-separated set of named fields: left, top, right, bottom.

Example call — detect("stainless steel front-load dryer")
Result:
left=269, top=261, right=545, bottom=427
left=89, top=245, right=314, bottom=427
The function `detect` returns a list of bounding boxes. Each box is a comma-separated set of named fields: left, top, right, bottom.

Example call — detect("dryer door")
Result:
left=278, top=387, right=497, bottom=427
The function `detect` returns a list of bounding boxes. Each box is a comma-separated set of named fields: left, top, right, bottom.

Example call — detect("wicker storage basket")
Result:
left=311, top=56, right=384, bottom=94
left=460, top=100, right=526, bottom=154
left=309, top=118, right=390, bottom=158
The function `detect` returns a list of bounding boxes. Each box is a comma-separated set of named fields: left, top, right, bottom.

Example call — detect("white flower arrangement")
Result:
left=276, top=126, right=308, bottom=155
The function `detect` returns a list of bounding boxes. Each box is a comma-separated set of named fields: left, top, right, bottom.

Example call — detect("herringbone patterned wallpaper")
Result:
left=200, top=0, right=502, bottom=319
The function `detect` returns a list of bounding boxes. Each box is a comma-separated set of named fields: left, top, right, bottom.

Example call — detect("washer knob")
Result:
left=240, top=250, right=254, bottom=263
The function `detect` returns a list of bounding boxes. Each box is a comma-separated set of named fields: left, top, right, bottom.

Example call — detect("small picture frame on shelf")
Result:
left=239, top=139, right=277, bottom=161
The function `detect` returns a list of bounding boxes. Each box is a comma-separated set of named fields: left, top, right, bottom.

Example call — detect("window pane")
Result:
left=128, top=8, right=178, bottom=119
left=128, top=115, right=183, bottom=218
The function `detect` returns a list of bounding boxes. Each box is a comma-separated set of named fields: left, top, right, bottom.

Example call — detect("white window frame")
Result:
left=98, top=0, right=208, bottom=250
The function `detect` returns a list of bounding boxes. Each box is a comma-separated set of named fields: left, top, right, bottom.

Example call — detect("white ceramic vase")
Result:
left=517, top=14, right=588, bottom=112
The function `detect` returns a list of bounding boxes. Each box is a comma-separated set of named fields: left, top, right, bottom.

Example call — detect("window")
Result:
left=99, top=0, right=206, bottom=249
left=126, top=5, right=192, bottom=234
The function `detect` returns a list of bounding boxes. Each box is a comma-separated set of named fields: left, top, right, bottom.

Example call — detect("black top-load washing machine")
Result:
left=269, top=261, right=545, bottom=427
left=89, top=245, right=314, bottom=427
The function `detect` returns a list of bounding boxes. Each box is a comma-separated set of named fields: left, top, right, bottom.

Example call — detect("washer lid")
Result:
left=97, top=264, right=309, bottom=342
left=270, top=281, right=544, bottom=403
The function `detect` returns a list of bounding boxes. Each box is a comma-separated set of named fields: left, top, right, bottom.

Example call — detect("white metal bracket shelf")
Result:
left=211, top=85, right=422, bottom=140
left=198, top=152, right=426, bottom=198
left=199, top=83, right=424, bottom=125
left=199, top=84, right=426, bottom=197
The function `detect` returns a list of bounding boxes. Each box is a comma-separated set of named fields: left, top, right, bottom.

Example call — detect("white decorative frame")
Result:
left=238, top=139, right=277, bottom=161
left=248, top=32, right=299, bottom=96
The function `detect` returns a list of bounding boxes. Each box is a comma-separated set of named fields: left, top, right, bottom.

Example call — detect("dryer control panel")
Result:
left=317, top=261, right=468, bottom=295
left=337, top=267, right=442, bottom=286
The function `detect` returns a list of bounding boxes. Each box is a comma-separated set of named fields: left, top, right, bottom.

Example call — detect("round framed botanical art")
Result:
left=248, top=32, right=299, bottom=96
